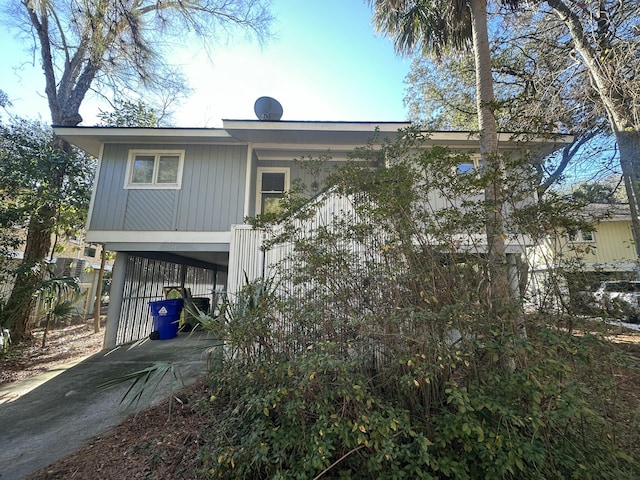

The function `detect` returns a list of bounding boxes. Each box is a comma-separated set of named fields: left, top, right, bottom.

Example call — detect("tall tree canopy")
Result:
left=97, top=99, right=160, bottom=127
left=540, top=0, right=640, bottom=258
left=368, top=0, right=522, bottom=324
left=403, top=11, right=605, bottom=194
left=400, top=0, right=640, bottom=257
left=0, top=118, right=94, bottom=338
left=6, top=0, right=273, bottom=127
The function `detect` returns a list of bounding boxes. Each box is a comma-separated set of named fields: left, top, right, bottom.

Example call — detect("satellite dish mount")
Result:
left=254, top=96, right=283, bottom=121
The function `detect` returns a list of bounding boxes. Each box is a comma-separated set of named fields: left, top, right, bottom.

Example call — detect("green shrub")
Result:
left=198, top=133, right=639, bottom=478
left=198, top=331, right=638, bottom=479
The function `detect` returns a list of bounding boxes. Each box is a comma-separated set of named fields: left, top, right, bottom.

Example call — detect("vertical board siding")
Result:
left=594, top=221, right=635, bottom=262
left=175, top=144, right=247, bottom=231
left=228, top=225, right=265, bottom=295
left=228, top=191, right=369, bottom=297
left=91, top=143, right=247, bottom=232
left=116, top=255, right=219, bottom=345
left=558, top=220, right=635, bottom=266
left=90, top=144, right=129, bottom=230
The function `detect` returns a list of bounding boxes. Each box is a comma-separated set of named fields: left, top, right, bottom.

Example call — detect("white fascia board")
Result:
left=85, top=231, right=231, bottom=244
left=222, top=120, right=411, bottom=132
left=53, top=127, right=236, bottom=157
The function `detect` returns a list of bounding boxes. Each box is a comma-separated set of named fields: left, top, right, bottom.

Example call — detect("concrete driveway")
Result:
left=0, top=331, right=221, bottom=480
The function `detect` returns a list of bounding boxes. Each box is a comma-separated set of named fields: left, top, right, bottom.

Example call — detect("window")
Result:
left=125, top=150, right=184, bottom=188
left=256, top=168, right=289, bottom=214
left=457, top=162, right=475, bottom=175
left=84, top=245, right=97, bottom=258
left=568, top=229, right=595, bottom=242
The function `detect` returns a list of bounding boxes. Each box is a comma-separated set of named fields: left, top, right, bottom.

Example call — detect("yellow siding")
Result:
left=558, top=220, right=636, bottom=266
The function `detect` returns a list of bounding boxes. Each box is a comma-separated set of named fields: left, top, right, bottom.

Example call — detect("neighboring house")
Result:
left=527, top=203, right=638, bottom=311
left=49, top=236, right=113, bottom=317
left=55, top=118, right=570, bottom=348
left=561, top=203, right=637, bottom=275
left=0, top=233, right=112, bottom=323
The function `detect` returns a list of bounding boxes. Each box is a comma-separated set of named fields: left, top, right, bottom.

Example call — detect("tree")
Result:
left=0, top=118, right=94, bottom=339
left=405, top=4, right=640, bottom=254
left=367, top=0, right=521, bottom=328
left=2, top=0, right=272, bottom=340
left=402, top=14, right=606, bottom=197
left=539, top=0, right=640, bottom=261
left=97, top=99, right=160, bottom=127
left=6, top=0, right=272, bottom=128
left=197, top=136, right=639, bottom=478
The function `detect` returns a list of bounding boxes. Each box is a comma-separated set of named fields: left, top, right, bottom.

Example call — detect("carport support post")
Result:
left=103, top=252, right=129, bottom=350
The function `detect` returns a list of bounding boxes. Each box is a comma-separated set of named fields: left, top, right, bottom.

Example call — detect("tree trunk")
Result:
left=616, top=130, right=640, bottom=263
left=4, top=136, right=74, bottom=341
left=4, top=212, right=55, bottom=340
left=468, top=0, right=514, bottom=317
left=94, top=247, right=107, bottom=333
left=546, top=0, right=640, bottom=264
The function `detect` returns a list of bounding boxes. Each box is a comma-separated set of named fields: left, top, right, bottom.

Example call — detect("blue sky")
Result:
left=0, top=0, right=411, bottom=127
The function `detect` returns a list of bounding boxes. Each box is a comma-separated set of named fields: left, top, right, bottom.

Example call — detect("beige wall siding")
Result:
left=559, top=220, right=635, bottom=266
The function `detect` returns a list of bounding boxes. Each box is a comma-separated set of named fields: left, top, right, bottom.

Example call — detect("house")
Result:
left=0, top=232, right=112, bottom=322
left=526, top=203, right=638, bottom=311
left=55, top=117, right=570, bottom=348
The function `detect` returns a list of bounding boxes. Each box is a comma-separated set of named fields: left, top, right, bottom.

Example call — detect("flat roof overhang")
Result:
left=53, top=127, right=237, bottom=157
left=54, top=121, right=573, bottom=160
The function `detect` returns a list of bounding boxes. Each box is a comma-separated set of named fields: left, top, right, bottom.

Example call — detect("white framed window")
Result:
left=125, top=150, right=184, bottom=189
left=256, top=167, right=289, bottom=214
left=456, top=154, right=482, bottom=174
left=84, top=244, right=97, bottom=257
left=456, top=162, right=475, bottom=174
left=568, top=229, right=595, bottom=242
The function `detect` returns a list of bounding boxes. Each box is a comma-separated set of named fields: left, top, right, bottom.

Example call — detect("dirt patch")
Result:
left=1, top=318, right=104, bottom=386
left=26, top=380, right=212, bottom=480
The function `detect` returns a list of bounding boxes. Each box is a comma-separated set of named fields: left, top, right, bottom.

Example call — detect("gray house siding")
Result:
left=250, top=159, right=345, bottom=217
left=123, top=189, right=177, bottom=230
left=90, top=143, right=248, bottom=232
left=91, top=143, right=130, bottom=230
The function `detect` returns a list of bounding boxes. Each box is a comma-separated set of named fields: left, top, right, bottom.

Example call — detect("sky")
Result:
left=0, top=0, right=412, bottom=127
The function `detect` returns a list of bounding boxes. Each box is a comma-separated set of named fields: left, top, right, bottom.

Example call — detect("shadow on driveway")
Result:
left=0, top=331, right=221, bottom=480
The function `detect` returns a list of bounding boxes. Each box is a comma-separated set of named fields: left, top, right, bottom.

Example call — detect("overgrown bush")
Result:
left=198, top=130, right=640, bottom=478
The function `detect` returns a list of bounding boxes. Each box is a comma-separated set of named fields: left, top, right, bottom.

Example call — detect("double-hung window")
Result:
left=125, top=150, right=184, bottom=189
left=568, top=229, right=595, bottom=242
left=256, top=167, right=289, bottom=214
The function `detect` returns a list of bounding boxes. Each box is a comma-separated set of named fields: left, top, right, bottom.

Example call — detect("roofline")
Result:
left=52, top=126, right=232, bottom=137
left=53, top=122, right=574, bottom=158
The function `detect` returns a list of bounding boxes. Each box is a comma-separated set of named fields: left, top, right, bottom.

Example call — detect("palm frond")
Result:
left=98, top=362, right=184, bottom=416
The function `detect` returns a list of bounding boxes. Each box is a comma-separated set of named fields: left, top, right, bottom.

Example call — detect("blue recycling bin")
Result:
left=149, top=298, right=184, bottom=340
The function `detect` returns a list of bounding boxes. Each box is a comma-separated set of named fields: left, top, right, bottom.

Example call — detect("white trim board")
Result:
left=85, top=231, right=231, bottom=244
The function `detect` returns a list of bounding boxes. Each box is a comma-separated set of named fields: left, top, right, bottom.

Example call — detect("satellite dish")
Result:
left=254, top=96, right=283, bottom=121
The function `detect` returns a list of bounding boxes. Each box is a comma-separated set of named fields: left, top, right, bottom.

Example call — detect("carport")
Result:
left=106, top=252, right=227, bottom=348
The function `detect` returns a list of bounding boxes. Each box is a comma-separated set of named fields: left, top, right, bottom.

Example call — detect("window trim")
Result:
left=568, top=229, right=595, bottom=243
left=256, top=167, right=290, bottom=214
left=124, top=149, right=185, bottom=189
left=455, top=155, right=480, bottom=175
